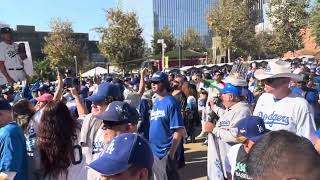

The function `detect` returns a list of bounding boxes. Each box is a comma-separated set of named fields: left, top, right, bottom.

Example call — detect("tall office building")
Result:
left=153, top=0, right=217, bottom=48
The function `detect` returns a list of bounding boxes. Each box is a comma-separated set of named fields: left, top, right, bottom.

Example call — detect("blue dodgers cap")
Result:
left=0, top=98, right=12, bottom=110
left=236, top=116, right=270, bottom=142
left=315, top=130, right=320, bottom=138
left=131, top=77, right=140, bottom=86
left=220, top=83, right=242, bottom=96
left=96, top=101, right=139, bottom=124
left=88, top=133, right=154, bottom=176
left=87, top=83, right=121, bottom=103
left=38, top=84, right=50, bottom=92
left=151, top=71, right=168, bottom=82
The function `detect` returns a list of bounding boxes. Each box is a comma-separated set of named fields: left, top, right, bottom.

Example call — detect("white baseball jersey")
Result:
left=253, top=92, right=316, bottom=142
left=0, top=42, right=26, bottom=83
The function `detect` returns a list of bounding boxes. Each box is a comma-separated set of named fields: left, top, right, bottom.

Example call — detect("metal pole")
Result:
left=74, top=56, right=78, bottom=77
left=162, top=44, right=165, bottom=72
left=178, top=44, right=181, bottom=68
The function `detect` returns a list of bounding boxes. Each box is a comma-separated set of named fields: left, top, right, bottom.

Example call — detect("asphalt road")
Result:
left=180, top=139, right=208, bottom=180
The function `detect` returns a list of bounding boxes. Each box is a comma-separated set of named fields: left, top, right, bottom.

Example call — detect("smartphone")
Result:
left=64, top=77, right=73, bottom=88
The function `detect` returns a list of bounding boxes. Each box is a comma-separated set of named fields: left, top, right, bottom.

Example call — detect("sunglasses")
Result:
left=151, top=81, right=160, bottom=84
left=264, top=77, right=286, bottom=84
left=101, top=121, right=128, bottom=130
left=92, top=102, right=106, bottom=107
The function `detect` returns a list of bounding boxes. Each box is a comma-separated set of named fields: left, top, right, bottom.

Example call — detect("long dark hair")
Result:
left=37, top=101, right=80, bottom=178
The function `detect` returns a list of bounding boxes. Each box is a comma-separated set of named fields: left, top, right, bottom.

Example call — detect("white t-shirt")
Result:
left=88, top=125, right=104, bottom=180
left=253, top=92, right=316, bottom=142
left=225, top=144, right=242, bottom=179
left=89, top=84, right=98, bottom=93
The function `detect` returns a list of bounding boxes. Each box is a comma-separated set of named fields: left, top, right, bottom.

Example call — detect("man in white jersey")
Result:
left=253, top=59, right=316, bottom=142
left=0, top=27, right=26, bottom=85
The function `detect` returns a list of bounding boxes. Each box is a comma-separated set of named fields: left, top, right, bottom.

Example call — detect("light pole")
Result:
left=73, top=56, right=78, bottom=77
left=204, top=52, right=208, bottom=65
left=157, top=39, right=166, bottom=72
left=178, top=42, right=182, bottom=68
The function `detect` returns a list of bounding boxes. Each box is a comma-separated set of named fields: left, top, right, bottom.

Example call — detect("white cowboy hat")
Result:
left=223, top=75, right=248, bottom=87
left=254, top=59, right=303, bottom=81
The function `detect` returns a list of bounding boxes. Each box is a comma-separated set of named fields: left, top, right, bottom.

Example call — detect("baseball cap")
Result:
left=315, top=130, right=320, bottom=138
left=236, top=116, right=270, bottom=142
left=88, top=133, right=154, bottom=176
left=87, top=83, right=121, bottom=103
left=124, top=77, right=131, bottom=82
left=220, top=83, right=242, bottom=96
left=150, top=71, right=168, bottom=83
left=131, top=77, right=140, bottom=86
left=0, top=27, right=13, bottom=34
left=38, top=84, right=50, bottom=92
left=0, top=98, right=12, bottom=110
left=96, top=101, right=139, bottom=124
left=35, top=93, right=53, bottom=102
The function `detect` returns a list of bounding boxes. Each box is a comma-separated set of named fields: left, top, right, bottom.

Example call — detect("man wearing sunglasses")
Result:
left=96, top=101, right=139, bottom=145
left=88, top=133, right=154, bottom=180
left=76, top=82, right=122, bottom=180
left=253, top=59, right=316, bottom=142
left=149, top=71, right=185, bottom=180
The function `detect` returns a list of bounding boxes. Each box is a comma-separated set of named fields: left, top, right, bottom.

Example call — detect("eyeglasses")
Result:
left=101, top=121, right=128, bottom=130
left=91, top=102, right=106, bottom=107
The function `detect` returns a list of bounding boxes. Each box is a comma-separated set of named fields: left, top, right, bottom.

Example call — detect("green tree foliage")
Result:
left=208, top=0, right=258, bottom=59
left=152, top=26, right=176, bottom=55
left=310, top=3, right=320, bottom=46
left=181, top=28, right=206, bottom=52
left=268, top=0, right=309, bottom=54
left=96, top=8, right=145, bottom=71
left=43, top=18, right=86, bottom=70
left=256, top=32, right=282, bottom=59
left=30, top=59, right=55, bottom=82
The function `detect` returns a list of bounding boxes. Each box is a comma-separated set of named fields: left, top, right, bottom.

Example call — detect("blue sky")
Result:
left=0, top=0, right=153, bottom=44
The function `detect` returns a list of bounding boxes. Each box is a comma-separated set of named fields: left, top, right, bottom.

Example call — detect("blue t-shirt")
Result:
left=0, top=122, right=28, bottom=180
left=149, top=96, right=184, bottom=159
left=292, top=87, right=304, bottom=96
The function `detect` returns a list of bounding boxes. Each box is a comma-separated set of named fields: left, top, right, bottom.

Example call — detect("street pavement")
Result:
left=180, top=139, right=208, bottom=180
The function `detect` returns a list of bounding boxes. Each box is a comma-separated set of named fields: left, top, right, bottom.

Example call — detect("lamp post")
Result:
left=178, top=42, right=182, bottom=68
left=157, top=39, right=166, bottom=72
left=204, top=52, right=208, bottom=65
left=73, top=56, right=78, bottom=77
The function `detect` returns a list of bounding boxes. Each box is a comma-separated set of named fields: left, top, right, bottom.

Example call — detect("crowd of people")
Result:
left=1, top=26, right=320, bottom=180
left=0, top=57, right=320, bottom=180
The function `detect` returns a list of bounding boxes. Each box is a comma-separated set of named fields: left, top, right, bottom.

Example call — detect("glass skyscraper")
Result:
left=153, top=0, right=217, bottom=47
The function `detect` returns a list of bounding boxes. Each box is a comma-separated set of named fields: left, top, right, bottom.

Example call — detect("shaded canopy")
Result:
left=81, top=67, right=109, bottom=77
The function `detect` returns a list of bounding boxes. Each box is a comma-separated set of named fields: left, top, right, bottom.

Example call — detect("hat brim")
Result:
left=88, top=156, right=131, bottom=176
left=223, top=76, right=248, bottom=87
left=247, top=129, right=271, bottom=142
left=150, top=77, right=161, bottom=82
left=254, top=69, right=303, bottom=81
left=86, top=94, right=105, bottom=103
left=95, top=111, right=119, bottom=122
